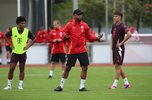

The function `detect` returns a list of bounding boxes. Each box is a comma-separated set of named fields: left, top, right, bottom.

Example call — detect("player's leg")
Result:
left=120, top=66, right=130, bottom=88
left=54, top=54, right=77, bottom=91
left=48, top=54, right=59, bottom=78
left=6, top=46, right=10, bottom=64
left=49, top=61, right=56, bottom=78
left=18, top=63, right=25, bottom=89
left=119, top=51, right=130, bottom=88
left=59, top=53, right=66, bottom=73
left=8, top=46, right=12, bottom=64
left=18, top=53, right=27, bottom=89
left=4, top=53, right=18, bottom=90
left=108, top=51, right=121, bottom=89
left=78, top=52, right=90, bottom=91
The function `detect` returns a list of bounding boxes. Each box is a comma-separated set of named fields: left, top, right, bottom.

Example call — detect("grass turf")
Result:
left=0, top=66, right=152, bottom=100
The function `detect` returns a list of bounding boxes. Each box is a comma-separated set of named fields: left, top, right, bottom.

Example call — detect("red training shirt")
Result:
left=49, top=26, right=66, bottom=54
left=64, top=18, right=97, bottom=54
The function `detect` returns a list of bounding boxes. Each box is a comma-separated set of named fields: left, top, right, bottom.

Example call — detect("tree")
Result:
left=125, top=0, right=152, bottom=32
left=79, top=0, right=105, bottom=34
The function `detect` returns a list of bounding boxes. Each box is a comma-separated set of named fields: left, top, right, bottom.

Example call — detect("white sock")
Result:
left=123, top=77, right=129, bottom=84
left=113, top=79, right=118, bottom=86
left=7, top=59, right=10, bottom=62
left=60, top=78, right=66, bottom=88
left=19, top=80, right=23, bottom=86
left=0, top=58, right=1, bottom=62
left=8, top=79, right=12, bottom=86
left=80, top=79, right=86, bottom=89
left=49, top=70, right=53, bottom=76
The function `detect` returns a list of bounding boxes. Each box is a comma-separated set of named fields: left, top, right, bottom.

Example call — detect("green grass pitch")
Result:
left=0, top=66, right=152, bottom=100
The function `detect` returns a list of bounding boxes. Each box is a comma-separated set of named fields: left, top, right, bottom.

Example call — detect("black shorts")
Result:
left=0, top=47, right=2, bottom=53
left=113, top=50, right=125, bottom=65
left=50, top=53, right=66, bottom=62
left=66, top=52, right=89, bottom=67
left=10, top=52, right=27, bottom=64
left=6, top=46, right=12, bottom=52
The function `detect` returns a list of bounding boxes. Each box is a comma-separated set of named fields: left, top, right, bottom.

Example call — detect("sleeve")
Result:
left=28, top=31, right=36, bottom=40
left=85, top=24, right=97, bottom=42
left=122, top=24, right=129, bottom=34
left=63, top=23, right=70, bottom=35
left=5, top=30, right=12, bottom=38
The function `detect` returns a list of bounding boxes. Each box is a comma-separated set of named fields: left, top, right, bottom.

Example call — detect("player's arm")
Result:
left=23, top=31, right=36, bottom=50
left=111, top=35, right=113, bottom=49
left=85, top=26, right=103, bottom=41
left=116, top=31, right=132, bottom=47
left=4, top=30, right=14, bottom=50
left=63, top=24, right=70, bottom=40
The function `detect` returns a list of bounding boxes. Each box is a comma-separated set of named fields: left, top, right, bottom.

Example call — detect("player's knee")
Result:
left=65, top=67, right=71, bottom=72
left=82, top=66, right=88, bottom=71
left=20, top=68, right=24, bottom=73
left=9, top=68, right=14, bottom=73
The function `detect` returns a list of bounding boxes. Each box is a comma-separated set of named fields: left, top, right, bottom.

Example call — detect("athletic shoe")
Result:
left=0, top=62, right=2, bottom=65
left=121, top=84, right=130, bottom=89
left=108, top=85, right=117, bottom=89
left=54, top=86, right=63, bottom=91
left=18, top=85, right=23, bottom=89
left=48, top=75, right=52, bottom=79
left=79, top=88, right=90, bottom=91
left=3, top=85, right=11, bottom=90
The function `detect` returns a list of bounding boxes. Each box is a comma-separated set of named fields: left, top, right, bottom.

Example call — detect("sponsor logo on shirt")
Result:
left=81, top=26, right=84, bottom=32
left=72, top=26, right=75, bottom=29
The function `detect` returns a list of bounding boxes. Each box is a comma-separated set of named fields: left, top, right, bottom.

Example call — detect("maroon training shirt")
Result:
left=111, top=22, right=129, bottom=51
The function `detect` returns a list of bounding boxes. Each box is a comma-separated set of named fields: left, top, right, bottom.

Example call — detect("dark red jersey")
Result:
left=111, top=23, right=129, bottom=51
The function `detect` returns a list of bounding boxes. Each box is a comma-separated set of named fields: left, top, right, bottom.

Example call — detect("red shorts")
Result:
left=10, top=52, right=27, bottom=64
left=113, top=50, right=124, bottom=65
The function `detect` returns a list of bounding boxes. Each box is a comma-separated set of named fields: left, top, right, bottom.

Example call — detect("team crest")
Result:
left=81, top=26, right=84, bottom=32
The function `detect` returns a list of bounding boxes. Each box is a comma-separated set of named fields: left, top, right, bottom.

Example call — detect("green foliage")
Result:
left=53, top=0, right=73, bottom=27
left=52, top=0, right=152, bottom=30
left=0, top=66, right=152, bottom=100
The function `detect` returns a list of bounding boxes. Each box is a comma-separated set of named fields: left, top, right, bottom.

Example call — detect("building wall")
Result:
left=0, top=0, right=17, bottom=33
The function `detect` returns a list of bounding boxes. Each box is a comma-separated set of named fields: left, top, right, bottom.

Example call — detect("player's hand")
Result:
left=64, top=34, right=69, bottom=40
left=97, top=33, right=103, bottom=40
left=53, top=39, right=57, bottom=42
left=23, top=46, right=29, bottom=50
left=57, top=39, right=62, bottom=42
left=10, top=44, right=15, bottom=50
left=116, top=43, right=122, bottom=47
left=41, top=42, right=45, bottom=45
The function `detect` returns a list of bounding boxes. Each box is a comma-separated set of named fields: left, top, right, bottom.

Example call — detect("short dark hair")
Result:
left=16, top=16, right=26, bottom=25
left=49, top=26, right=54, bottom=29
left=114, top=11, right=123, bottom=18
left=7, top=27, right=11, bottom=30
